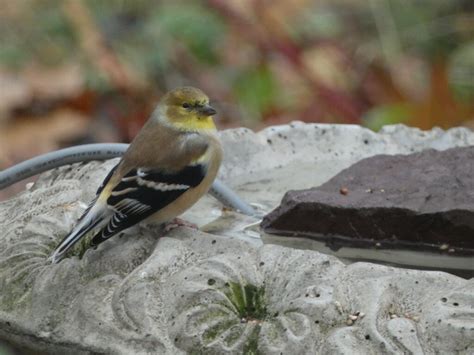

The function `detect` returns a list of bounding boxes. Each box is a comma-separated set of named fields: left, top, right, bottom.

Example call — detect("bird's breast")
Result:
left=148, top=134, right=222, bottom=223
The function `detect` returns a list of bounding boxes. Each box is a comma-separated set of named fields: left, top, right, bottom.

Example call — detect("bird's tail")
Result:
left=49, top=208, right=106, bottom=264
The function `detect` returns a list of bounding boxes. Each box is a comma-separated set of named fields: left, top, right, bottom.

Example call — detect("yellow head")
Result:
left=159, top=87, right=217, bottom=131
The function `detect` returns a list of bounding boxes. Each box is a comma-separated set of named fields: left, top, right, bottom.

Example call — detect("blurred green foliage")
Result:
left=234, top=65, right=278, bottom=121
left=449, top=41, right=474, bottom=102
left=0, top=0, right=472, bottom=130
left=154, top=3, right=224, bottom=64
left=363, top=104, right=413, bottom=131
left=0, top=1, right=74, bottom=68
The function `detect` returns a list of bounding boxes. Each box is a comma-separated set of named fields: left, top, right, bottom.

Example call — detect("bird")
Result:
left=49, top=87, right=222, bottom=263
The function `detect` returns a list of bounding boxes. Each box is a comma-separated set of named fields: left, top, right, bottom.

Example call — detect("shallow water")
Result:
left=184, top=153, right=474, bottom=278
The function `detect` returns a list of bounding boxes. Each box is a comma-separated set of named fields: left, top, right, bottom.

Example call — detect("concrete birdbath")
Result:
left=0, top=123, right=473, bottom=354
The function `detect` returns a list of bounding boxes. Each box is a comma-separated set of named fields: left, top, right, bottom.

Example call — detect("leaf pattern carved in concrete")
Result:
left=164, top=245, right=346, bottom=354
left=0, top=180, right=83, bottom=314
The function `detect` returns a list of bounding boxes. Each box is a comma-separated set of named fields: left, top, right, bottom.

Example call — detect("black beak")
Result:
left=199, top=104, right=217, bottom=116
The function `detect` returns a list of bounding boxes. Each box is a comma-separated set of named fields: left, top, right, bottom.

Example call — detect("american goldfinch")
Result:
left=49, top=87, right=222, bottom=263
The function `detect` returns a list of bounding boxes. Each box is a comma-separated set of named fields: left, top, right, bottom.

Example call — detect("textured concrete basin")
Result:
left=0, top=123, right=473, bottom=354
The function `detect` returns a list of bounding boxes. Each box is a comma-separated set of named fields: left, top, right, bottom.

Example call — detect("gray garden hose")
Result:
left=0, top=143, right=256, bottom=216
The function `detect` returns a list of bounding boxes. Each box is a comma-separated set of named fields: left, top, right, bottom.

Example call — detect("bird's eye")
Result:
left=182, top=103, right=190, bottom=109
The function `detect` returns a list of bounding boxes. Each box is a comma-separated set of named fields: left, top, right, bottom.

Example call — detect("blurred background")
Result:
left=0, top=0, right=473, bottom=198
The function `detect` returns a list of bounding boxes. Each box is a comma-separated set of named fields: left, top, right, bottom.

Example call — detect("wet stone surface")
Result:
left=0, top=123, right=473, bottom=354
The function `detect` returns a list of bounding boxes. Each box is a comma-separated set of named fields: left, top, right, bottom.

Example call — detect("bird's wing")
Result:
left=77, top=163, right=119, bottom=222
left=90, top=163, right=207, bottom=246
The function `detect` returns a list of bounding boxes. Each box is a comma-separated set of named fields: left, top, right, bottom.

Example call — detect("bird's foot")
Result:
left=164, top=218, right=198, bottom=232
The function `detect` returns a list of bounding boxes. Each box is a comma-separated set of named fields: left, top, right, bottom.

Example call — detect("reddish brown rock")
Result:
left=261, top=147, right=474, bottom=255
